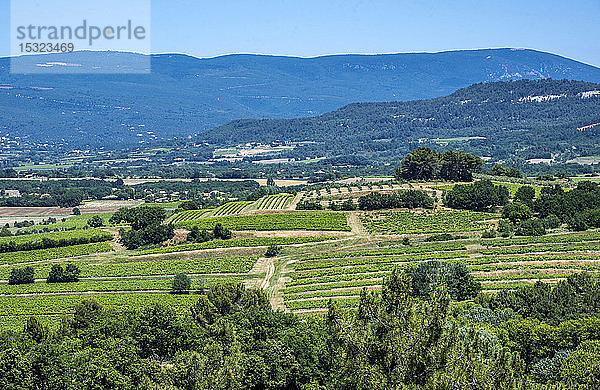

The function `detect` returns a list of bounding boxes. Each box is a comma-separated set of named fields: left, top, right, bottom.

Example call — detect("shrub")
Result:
left=265, top=245, right=281, bottom=257
left=481, top=230, right=497, bottom=239
left=172, top=273, right=191, bottom=294
left=213, top=223, right=232, bottom=240
left=8, top=266, right=35, bottom=285
left=296, top=200, right=323, bottom=210
left=86, top=215, right=104, bottom=228
left=47, top=264, right=80, bottom=283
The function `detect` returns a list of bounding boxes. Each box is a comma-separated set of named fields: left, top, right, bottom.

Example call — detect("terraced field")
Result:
left=0, top=226, right=266, bottom=330
left=176, top=212, right=351, bottom=231
left=360, top=210, right=498, bottom=234
left=279, top=230, right=600, bottom=313
left=4, top=191, right=600, bottom=332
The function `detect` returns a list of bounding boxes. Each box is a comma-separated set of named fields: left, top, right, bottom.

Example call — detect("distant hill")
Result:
left=201, top=79, right=600, bottom=162
left=1, top=49, right=600, bottom=147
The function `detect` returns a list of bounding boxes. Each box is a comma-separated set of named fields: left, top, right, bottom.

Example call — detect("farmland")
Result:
left=175, top=211, right=351, bottom=231
left=360, top=210, right=498, bottom=234
left=2, top=175, right=600, bottom=352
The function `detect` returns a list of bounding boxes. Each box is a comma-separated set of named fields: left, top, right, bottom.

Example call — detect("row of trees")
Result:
left=357, top=189, right=434, bottom=210
left=8, top=264, right=80, bottom=285
left=396, top=147, right=482, bottom=182
left=444, top=180, right=509, bottom=211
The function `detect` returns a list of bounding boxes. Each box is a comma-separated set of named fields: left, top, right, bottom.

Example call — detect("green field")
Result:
left=176, top=212, right=351, bottom=231
left=360, top=210, right=498, bottom=234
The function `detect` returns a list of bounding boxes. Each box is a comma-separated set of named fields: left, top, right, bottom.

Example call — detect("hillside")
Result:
left=2, top=49, right=600, bottom=147
left=201, top=79, right=600, bottom=162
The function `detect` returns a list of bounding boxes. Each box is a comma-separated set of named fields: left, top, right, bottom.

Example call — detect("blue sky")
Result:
left=1, top=0, right=599, bottom=67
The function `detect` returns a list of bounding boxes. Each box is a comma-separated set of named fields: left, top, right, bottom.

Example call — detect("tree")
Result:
left=560, top=340, right=600, bottom=388
left=47, top=264, right=80, bottom=283
left=266, top=177, right=276, bottom=187
left=406, top=261, right=481, bottom=301
left=502, top=202, right=533, bottom=223
left=179, top=200, right=200, bottom=210
left=172, top=274, right=191, bottom=294
left=515, top=219, right=546, bottom=236
left=396, top=147, right=440, bottom=181
left=444, top=180, right=509, bottom=211
left=72, top=208, right=81, bottom=216
left=213, top=223, right=232, bottom=240
left=23, top=316, right=47, bottom=342
left=86, top=215, right=104, bottom=228
left=439, top=150, right=482, bottom=182
left=515, top=185, right=536, bottom=204
left=0, top=227, right=12, bottom=237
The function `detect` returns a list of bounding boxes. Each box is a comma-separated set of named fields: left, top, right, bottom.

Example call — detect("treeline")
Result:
left=444, top=180, right=509, bottom=211
left=0, top=230, right=112, bottom=253
left=358, top=189, right=434, bottom=210
left=396, top=147, right=482, bottom=182
left=0, top=179, right=129, bottom=208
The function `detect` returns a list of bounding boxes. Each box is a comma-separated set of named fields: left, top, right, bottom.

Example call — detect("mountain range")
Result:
left=2, top=48, right=600, bottom=147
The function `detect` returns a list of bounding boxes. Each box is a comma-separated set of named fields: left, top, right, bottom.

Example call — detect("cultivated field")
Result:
left=2, top=178, right=599, bottom=331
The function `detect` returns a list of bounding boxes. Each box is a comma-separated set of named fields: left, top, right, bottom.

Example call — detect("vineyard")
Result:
left=166, top=209, right=213, bottom=224
left=133, top=235, right=339, bottom=256
left=213, top=201, right=253, bottom=216
left=176, top=212, right=351, bottom=231
left=3, top=178, right=600, bottom=342
left=255, top=194, right=293, bottom=210
left=360, top=210, right=498, bottom=234
left=0, top=228, right=113, bottom=253
left=280, top=230, right=600, bottom=313
left=166, top=193, right=294, bottom=222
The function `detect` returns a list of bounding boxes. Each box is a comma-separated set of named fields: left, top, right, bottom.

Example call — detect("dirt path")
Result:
left=260, top=257, right=275, bottom=290
left=347, top=211, right=368, bottom=237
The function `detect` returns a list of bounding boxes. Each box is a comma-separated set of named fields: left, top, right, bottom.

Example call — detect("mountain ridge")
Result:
left=1, top=48, right=600, bottom=147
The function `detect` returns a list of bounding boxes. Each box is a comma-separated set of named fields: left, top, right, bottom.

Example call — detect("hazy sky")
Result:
left=1, top=0, right=599, bottom=67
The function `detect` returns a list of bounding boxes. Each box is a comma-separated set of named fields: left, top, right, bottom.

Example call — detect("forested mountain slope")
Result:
left=201, top=79, right=600, bottom=161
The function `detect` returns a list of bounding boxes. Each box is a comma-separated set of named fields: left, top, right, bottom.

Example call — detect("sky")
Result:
left=1, top=0, right=599, bottom=67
